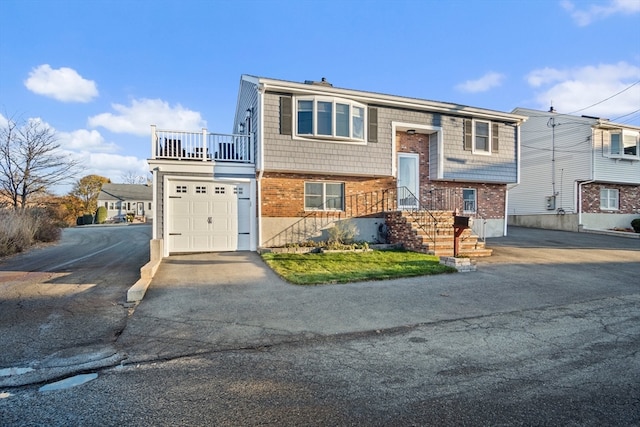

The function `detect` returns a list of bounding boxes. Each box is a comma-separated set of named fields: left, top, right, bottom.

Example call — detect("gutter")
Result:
left=258, top=78, right=527, bottom=124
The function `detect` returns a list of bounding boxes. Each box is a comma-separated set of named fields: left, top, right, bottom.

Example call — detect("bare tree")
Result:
left=0, top=115, right=79, bottom=209
left=120, top=170, right=148, bottom=185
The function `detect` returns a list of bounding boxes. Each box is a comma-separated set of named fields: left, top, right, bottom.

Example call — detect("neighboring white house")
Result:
left=509, top=107, right=640, bottom=231
left=97, top=183, right=153, bottom=222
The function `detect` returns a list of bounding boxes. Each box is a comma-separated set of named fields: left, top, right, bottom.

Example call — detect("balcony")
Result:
left=150, top=125, right=254, bottom=163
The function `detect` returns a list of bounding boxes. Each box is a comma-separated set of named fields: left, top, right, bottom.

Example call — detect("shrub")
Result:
left=0, top=210, right=34, bottom=256
left=82, top=214, right=94, bottom=225
left=631, top=218, right=640, bottom=233
left=0, top=208, right=62, bottom=257
left=328, top=219, right=359, bottom=244
left=95, top=206, right=107, bottom=224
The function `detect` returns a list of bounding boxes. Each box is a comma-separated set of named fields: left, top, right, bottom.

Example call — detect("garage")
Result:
left=167, top=179, right=251, bottom=253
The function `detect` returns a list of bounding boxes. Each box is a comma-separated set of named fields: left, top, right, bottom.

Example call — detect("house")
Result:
left=148, top=75, right=527, bottom=258
left=97, top=183, right=153, bottom=222
left=509, top=107, right=640, bottom=232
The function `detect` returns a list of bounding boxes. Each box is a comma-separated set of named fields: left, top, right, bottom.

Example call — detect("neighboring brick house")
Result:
left=510, top=108, right=640, bottom=231
left=148, top=75, right=526, bottom=257
left=97, top=183, right=153, bottom=222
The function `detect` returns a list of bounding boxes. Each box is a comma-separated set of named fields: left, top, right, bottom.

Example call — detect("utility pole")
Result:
left=547, top=106, right=559, bottom=198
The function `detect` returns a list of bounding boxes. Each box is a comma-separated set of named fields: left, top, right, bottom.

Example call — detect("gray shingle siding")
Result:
left=440, top=118, right=517, bottom=183
left=262, top=90, right=517, bottom=183
left=262, top=92, right=392, bottom=176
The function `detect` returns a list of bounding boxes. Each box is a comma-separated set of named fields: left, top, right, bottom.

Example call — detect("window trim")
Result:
left=472, top=119, right=492, bottom=155
left=609, top=129, right=639, bottom=159
left=600, top=188, right=619, bottom=211
left=304, top=181, right=345, bottom=211
left=294, top=96, right=367, bottom=143
left=462, top=188, right=477, bottom=213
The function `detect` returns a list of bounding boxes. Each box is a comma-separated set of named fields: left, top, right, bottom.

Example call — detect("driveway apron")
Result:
left=117, top=227, right=640, bottom=363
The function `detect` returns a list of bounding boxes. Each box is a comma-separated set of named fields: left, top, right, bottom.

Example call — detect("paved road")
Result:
left=0, top=224, right=151, bottom=376
left=1, top=227, right=638, bottom=425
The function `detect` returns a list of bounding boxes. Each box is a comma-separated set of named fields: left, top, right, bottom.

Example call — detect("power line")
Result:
left=566, top=80, right=640, bottom=115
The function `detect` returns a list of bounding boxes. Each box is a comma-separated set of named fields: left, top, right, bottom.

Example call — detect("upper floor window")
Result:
left=304, top=182, right=344, bottom=211
left=610, top=130, right=639, bottom=159
left=600, top=188, right=619, bottom=210
left=464, top=119, right=499, bottom=154
left=296, top=97, right=365, bottom=141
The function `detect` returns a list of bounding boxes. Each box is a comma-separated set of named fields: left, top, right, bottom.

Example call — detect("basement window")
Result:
left=600, top=188, right=619, bottom=210
left=304, top=182, right=344, bottom=211
left=463, top=189, right=477, bottom=213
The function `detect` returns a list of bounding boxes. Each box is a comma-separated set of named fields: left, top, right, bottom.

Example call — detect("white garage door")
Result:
left=168, top=181, right=246, bottom=253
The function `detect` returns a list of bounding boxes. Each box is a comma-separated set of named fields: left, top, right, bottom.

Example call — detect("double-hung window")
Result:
left=464, top=119, right=498, bottom=154
left=296, top=97, right=366, bottom=141
left=463, top=189, right=477, bottom=213
left=610, top=130, right=639, bottom=159
left=600, top=188, right=619, bottom=210
left=304, top=182, right=344, bottom=211
left=475, top=121, right=490, bottom=153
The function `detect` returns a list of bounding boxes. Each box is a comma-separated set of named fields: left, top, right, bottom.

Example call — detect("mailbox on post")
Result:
left=454, top=216, right=470, bottom=229
left=453, top=216, right=472, bottom=256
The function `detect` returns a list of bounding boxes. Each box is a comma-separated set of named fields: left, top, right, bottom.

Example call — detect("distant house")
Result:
left=147, top=75, right=526, bottom=257
left=97, top=183, right=153, bottom=221
left=509, top=107, right=640, bottom=231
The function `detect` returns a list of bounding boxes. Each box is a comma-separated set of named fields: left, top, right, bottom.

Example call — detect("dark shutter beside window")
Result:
left=280, top=96, right=292, bottom=135
left=492, top=123, right=499, bottom=152
left=463, top=119, right=472, bottom=150
left=368, top=107, right=378, bottom=143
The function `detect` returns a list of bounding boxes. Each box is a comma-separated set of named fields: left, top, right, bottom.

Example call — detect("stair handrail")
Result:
left=396, top=186, right=440, bottom=246
left=262, top=188, right=397, bottom=247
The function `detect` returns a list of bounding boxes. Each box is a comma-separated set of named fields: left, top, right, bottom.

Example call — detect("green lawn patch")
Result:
left=261, top=249, right=456, bottom=285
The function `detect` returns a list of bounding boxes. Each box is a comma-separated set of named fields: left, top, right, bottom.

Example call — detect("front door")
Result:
left=136, top=202, right=144, bottom=216
left=398, top=154, right=419, bottom=209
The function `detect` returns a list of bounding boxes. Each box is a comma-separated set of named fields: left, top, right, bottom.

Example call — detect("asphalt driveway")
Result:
left=117, top=227, right=640, bottom=364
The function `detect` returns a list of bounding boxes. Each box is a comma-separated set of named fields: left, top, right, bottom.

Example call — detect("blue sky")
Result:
left=1, top=0, right=639, bottom=194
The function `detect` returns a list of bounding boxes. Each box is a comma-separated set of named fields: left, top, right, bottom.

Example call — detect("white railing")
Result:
left=151, top=125, right=253, bottom=163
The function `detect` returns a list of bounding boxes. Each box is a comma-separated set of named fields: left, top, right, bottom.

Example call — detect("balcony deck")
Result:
left=151, top=125, right=254, bottom=163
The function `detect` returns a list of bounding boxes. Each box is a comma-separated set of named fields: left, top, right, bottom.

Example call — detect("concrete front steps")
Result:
left=386, top=211, right=493, bottom=257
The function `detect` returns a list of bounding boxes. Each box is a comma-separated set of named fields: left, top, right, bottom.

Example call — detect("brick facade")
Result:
left=261, top=172, right=396, bottom=218
left=397, top=131, right=506, bottom=220
left=581, top=182, right=640, bottom=214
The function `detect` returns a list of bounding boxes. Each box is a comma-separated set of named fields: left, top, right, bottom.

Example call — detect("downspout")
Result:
left=504, top=122, right=522, bottom=236
left=256, top=82, right=265, bottom=248
left=577, top=127, right=597, bottom=231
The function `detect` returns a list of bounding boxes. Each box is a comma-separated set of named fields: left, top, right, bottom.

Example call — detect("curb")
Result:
left=127, top=239, right=163, bottom=302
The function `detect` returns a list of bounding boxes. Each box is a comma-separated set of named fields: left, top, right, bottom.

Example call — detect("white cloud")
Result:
left=88, top=98, right=206, bottom=136
left=561, top=0, right=640, bottom=26
left=455, top=72, right=505, bottom=93
left=57, top=129, right=119, bottom=153
left=74, top=152, right=148, bottom=180
left=24, top=64, right=98, bottom=102
left=526, top=61, right=640, bottom=119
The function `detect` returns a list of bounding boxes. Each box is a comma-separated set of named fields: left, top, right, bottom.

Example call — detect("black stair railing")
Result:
left=262, top=186, right=462, bottom=248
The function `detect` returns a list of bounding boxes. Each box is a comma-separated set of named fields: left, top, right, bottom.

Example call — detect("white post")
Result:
left=202, top=128, right=207, bottom=161
left=151, top=125, right=157, bottom=158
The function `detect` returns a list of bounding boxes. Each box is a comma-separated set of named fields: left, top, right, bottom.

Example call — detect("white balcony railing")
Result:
left=151, top=125, right=253, bottom=163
